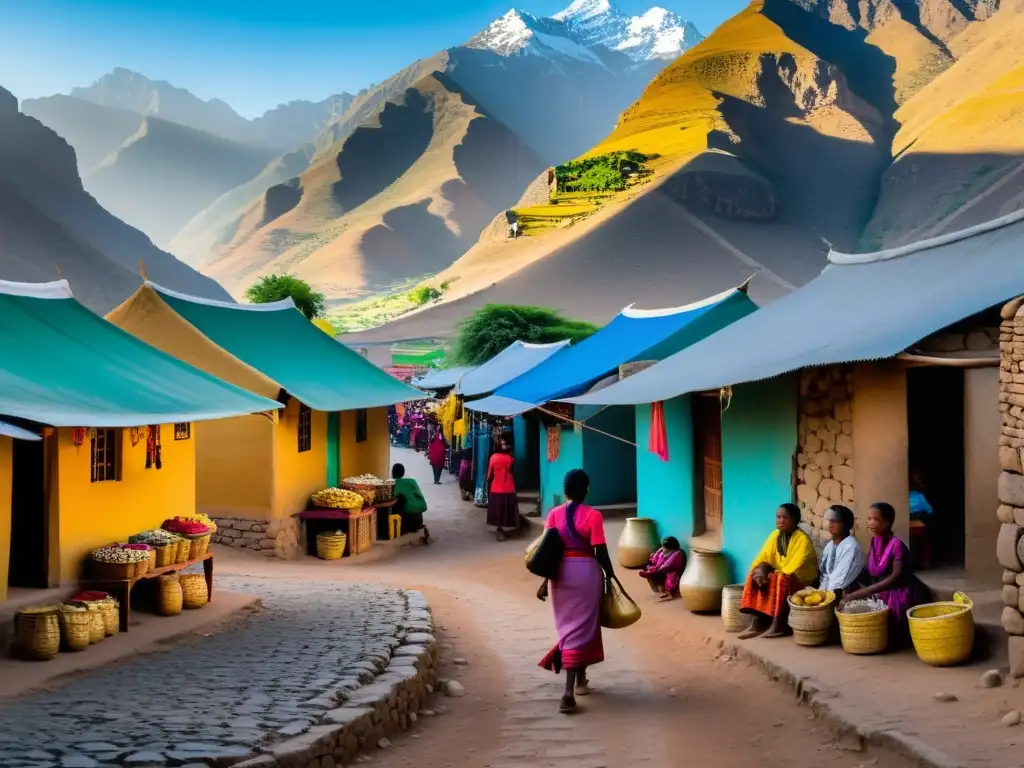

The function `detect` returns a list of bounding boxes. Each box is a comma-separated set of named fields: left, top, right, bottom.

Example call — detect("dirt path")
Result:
left=217, top=449, right=911, bottom=767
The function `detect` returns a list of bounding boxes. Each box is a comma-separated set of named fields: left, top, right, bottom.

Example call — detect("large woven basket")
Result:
left=174, top=537, right=191, bottom=563
left=349, top=511, right=376, bottom=556
left=316, top=532, right=347, bottom=560
left=375, top=481, right=396, bottom=503
left=84, top=603, right=106, bottom=643
left=341, top=481, right=377, bottom=507
left=188, top=534, right=211, bottom=561
left=157, top=574, right=183, bottom=616
left=787, top=591, right=836, bottom=646
left=180, top=573, right=209, bottom=609
left=908, top=592, right=974, bottom=667
left=15, top=609, right=61, bottom=661
left=154, top=544, right=175, bottom=567
left=721, top=584, right=746, bottom=633
left=59, top=606, right=92, bottom=651
left=89, top=560, right=140, bottom=580
left=100, top=599, right=119, bottom=635
left=836, top=604, right=889, bottom=655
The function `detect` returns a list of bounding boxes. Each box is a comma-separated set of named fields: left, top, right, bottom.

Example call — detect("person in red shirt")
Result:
left=486, top=435, right=518, bottom=541
left=427, top=433, right=447, bottom=485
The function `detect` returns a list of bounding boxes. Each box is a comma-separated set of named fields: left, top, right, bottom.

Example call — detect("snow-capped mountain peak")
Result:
left=552, top=0, right=703, bottom=62
left=466, top=8, right=609, bottom=67
left=552, top=0, right=615, bottom=23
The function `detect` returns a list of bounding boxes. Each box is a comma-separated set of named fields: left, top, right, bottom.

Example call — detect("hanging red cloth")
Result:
left=649, top=401, right=669, bottom=462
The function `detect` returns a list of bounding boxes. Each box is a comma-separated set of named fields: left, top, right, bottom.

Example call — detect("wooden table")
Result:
left=297, top=507, right=377, bottom=556
left=80, top=553, right=214, bottom=633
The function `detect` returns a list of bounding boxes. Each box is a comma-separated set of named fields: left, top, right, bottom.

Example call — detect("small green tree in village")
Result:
left=452, top=304, right=597, bottom=365
left=245, top=274, right=326, bottom=320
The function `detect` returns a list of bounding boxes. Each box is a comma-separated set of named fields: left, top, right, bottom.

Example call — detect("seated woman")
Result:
left=739, top=503, right=818, bottom=639
left=639, top=537, right=687, bottom=601
left=392, top=463, right=429, bottom=543
left=818, top=505, right=866, bottom=601
left=840, top=502, right=930, bottom=645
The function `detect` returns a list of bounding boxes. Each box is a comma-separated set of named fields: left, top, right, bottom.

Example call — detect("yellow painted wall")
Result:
left=273, top=399, right=327, bottom=519
left=54, top=425, right=196, bottom=585
left=0, top=437, right=12, bottom=602
left=340, top=407, right=391, bottom=481
left=195, top=415, right=276, bottom=520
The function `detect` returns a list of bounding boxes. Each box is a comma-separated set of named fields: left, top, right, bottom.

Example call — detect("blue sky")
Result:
left=0, top=0, right=747, bottom=117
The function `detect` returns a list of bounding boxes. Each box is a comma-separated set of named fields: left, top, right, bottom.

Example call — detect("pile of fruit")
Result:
left=179, top=512, right=217, bottom=533
left=130, top=529, right=179, bottom=547
left=312, top=487, right=365, bottom=510
left=790, top=588, right=835, bottom=608
left=343, top=474, right=384, bottom=486
left=162, top=517, right=211, bottom=536
left=91, top=545, right=151, bottom=564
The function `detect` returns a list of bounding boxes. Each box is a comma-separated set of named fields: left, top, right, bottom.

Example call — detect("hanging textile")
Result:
left=439, top=391, right=458, bottom=441
left=649, top=401, right=669, bottom=462
left=453, top=417, right=466, bottom=440
left=145, top=425, right=163, bottom=469
left=546, top=425, right=560, bottom=462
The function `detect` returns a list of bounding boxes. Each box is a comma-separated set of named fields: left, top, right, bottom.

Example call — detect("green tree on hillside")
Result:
left=245, top=274, right=326, bottom=320
left=453, top=304, right=597, bottom=365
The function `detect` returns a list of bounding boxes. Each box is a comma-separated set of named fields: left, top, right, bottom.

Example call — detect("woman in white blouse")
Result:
left=819, top=505, right=866, bottom=600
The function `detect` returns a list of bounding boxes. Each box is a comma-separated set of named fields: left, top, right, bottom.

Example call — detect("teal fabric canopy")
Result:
left=0, top=280, right=281, bottom=427
left=152, top=284, right=422, bottom=411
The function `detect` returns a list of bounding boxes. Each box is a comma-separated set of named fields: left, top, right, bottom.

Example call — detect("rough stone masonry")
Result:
left=998, top=296, right=1024, bottom=677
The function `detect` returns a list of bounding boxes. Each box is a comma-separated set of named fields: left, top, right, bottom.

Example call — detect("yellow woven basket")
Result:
left=59, top=606, right=92, bottom=651
left=836, top=603, right=889, bottom=654
left=316, top=532, right=348, bottom=560
left=157, top=574, right=183, bottom=616
left=721, top=585, right=746, bottom=633
left=180, top=573, right=209, bottom=609
left=85, top=603, right=106, bottom=643
left=15, top=608, right=61, bottom=661
left=909, top=591, right=974, bottom=667
left=787, top=590, right=836, bottom=646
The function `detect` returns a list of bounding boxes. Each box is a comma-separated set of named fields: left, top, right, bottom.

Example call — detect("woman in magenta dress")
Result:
left=536, top=469, right=616, bottom=714
left=639, top=537, right=686, bottom=600
left=840, top=501, right=929, bottom=644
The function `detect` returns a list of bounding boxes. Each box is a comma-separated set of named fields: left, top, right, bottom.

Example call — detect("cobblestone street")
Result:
left=0, top=579, right=421, bottom=767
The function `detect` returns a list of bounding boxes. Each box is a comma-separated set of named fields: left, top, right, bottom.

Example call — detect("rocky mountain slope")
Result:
left=198, top=72, right=544, bottom=301
left=344, top=0, right=1024, bottom=343
left=0, top=85, right=231, bottom=314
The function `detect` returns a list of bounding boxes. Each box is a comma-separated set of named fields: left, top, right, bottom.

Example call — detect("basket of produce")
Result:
left=130, top=529, right=179, bottom=566
left=59, top=605, right=92, bottom=651
left=311, top=487, right=365, bottom=512
left=341, top=476, right=379, bottom=506
left=163, top=517, right=211, bottom=538
left=90, top=545, right=151, bottom=579
left=316, top=531, right=348, bottom=561
left=836, top=598, right=889, bottom=655
left=788, top=588, right=836, bottom=646
left=69, top=590, right=119, bottom=637
left=15, top=606, right=61, bottom=660
left=84, top=602, right=106, bottom=643
left=180, top=573, right=209, bottom=609
left=174, top=536, right=191, bottom=563
left=908, top=591, right=974, bottom=667
left=721, top=584, right=746, bottom=633
left=123, top=543, right=153, bottom=575
left=157, top=574, right=183, bottom=616
left=376, top=480, right=396, bottom=503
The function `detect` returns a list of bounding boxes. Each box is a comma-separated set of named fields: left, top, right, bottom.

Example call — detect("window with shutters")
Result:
left=90, top=429, right=121, bottom=483
left=298, top=403, right=312, bottom=452
left=174, top=422, right=191, bottom=440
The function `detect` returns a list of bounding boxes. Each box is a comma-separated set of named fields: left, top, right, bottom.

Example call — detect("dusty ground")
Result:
left=212, top=449, right=910, bottom=768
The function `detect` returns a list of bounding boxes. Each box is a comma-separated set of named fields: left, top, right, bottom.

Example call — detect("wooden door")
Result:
left=693, top=395, right=723, bottom=532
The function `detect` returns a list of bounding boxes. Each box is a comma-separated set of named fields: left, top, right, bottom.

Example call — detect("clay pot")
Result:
left=618, top=518, right=660, bottom=569
left=680, top=548, right=731, bottom=613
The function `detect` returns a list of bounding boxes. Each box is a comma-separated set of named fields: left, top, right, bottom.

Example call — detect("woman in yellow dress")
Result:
left=738, top=503, right=818, bottom=639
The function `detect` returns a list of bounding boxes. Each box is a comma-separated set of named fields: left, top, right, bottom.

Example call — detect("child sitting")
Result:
left=639, top=537, right=687, bottom=601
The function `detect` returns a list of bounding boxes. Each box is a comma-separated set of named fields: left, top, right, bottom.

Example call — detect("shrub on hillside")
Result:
left=453, top=304, right=597, bottom=365
left=408, top=285, right=443, bottom=306
left=245, top=273, right=326, bottom=320
left=555, top=150, right=649, bottom=193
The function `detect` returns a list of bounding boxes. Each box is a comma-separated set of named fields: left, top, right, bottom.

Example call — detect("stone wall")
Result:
left=910, top=326, right=1001, bottom=354
left=211, top=516, right=303, bottom=559
left=795, top=366, right=856, bottom=548
left=997, top=296, right=1024, bottom=677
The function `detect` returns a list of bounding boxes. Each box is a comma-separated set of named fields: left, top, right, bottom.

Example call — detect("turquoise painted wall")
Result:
left=584, top=406, right=637, bottom=506
left=539, top=425, right=583, bottom=514
left=635, top=395, right=696, bottom=548
left=720, top=375, right=799, bottom=581
left=513, top=416, right=529, bottom=486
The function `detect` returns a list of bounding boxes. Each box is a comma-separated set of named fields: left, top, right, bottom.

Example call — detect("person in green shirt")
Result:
left=393, top=463, right=429, bottom=544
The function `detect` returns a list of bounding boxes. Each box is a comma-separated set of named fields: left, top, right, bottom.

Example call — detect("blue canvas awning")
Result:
left=415, top=366, right=478, bottom=392
left=568, top=210, right=1024, bottom=406
left=457, top=341, right=570, bottom=398
left=467, top=284, right=757, bottom=416
left=0, top=420, right=41, bottom=441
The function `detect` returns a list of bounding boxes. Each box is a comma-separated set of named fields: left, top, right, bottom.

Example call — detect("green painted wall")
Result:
left=635, top=395, right=696, bottom=548
left=720, top=375, right=799, bottom=581
left=326, top=411, right=340, bottom=487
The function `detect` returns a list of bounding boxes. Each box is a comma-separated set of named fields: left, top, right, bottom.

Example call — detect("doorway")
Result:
left=692, top=394, right=724, bottom=537
left=907, top=367, right=965, bottom=567
left=8, top=439, right=47, bottom=589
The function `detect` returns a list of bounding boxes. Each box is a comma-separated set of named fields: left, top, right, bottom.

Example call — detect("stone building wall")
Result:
left=997, top=296, right=1024, bottom=677
left=795, top=365, right=856, bottom=548
left=211, top=516, right=303, bottom=559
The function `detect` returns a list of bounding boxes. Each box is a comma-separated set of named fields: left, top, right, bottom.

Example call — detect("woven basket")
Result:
left=174, top=537, right=191, bottom=563
left=157, top=574, right=183, bottom=616
left=349, top=511, right=375, bottom=555
left=375, top=481, right=396, bottom=503
left=147, top=548, right=157, bottom=572
left=317, top=532, right=347, bottom=560
left=341, top=482, right=377, bottom=506
left=59, top=606, right=92, bottom=651
left=99, top=599, right=119, bottom=635
left=90, top=560, right=139, bottom=580
left=180, top=573, right=209, bottom=609
left=836, top=604, right=889, bottom=655
left=15, top=609, right=61, bottom=661
left=188, top=534, right=211, bottom=561
left=721, top=584, right=746, bottom=633
left=154, top=544, right=174, bottom=567
left=908, top=592, right=974, bottom=667
left=84, top=603, right=106, bottom=643
left=787, top=591, right=836, bottom=646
